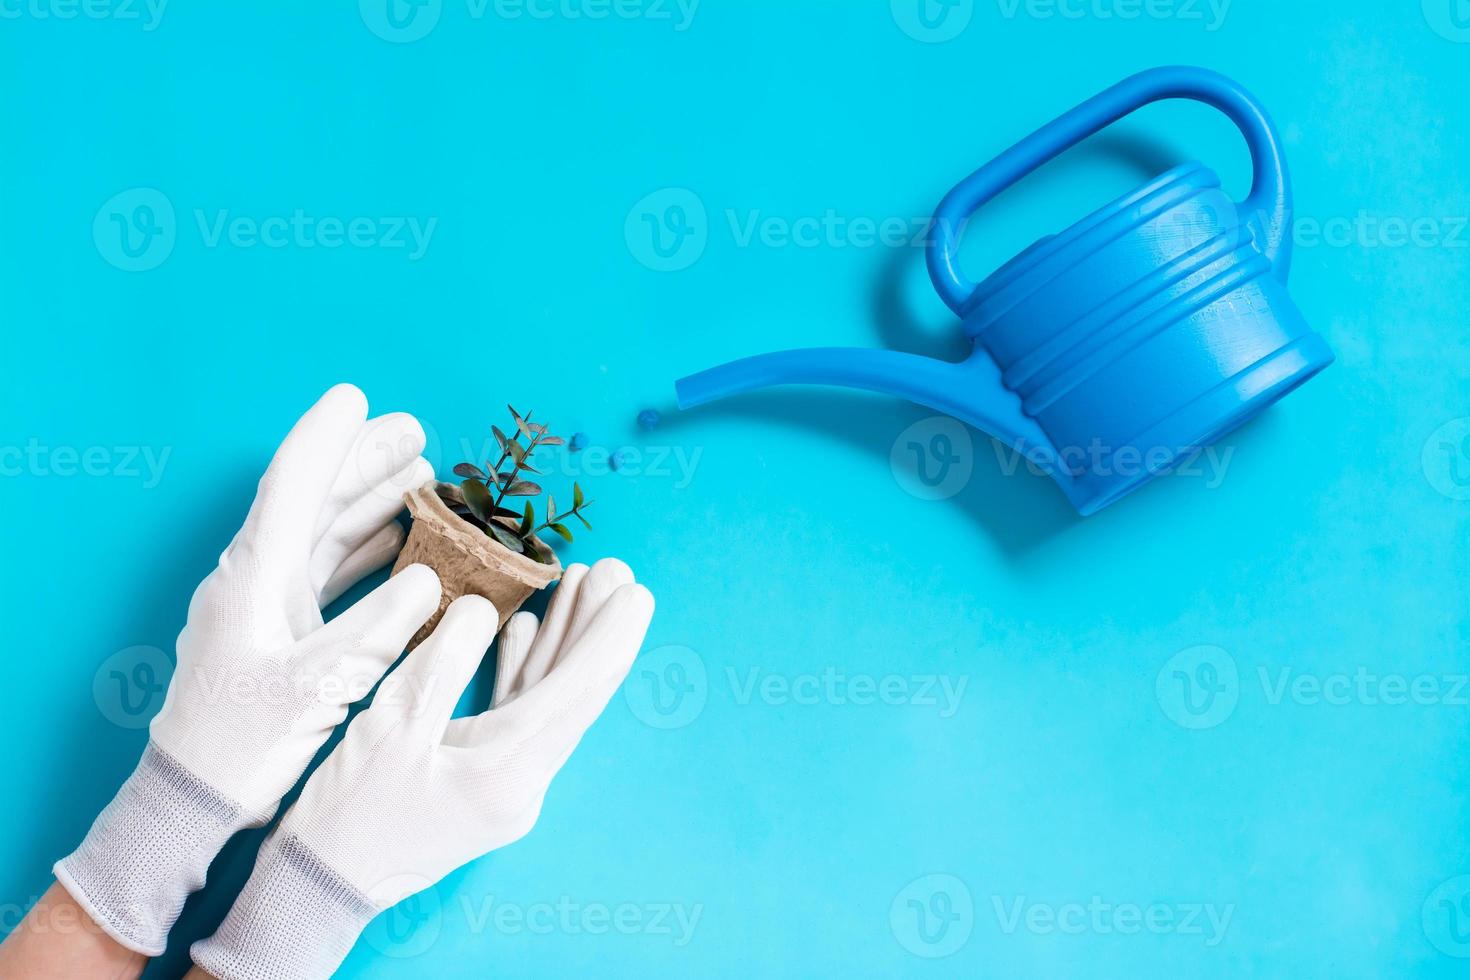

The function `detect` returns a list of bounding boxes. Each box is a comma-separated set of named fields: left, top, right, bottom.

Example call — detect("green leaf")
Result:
left=487, top=522, right=524, bottom=553
left=460, top=479, right=495, bottom=524
left=505, top=480, right=542, bottom=497
left=573, top=482, right=584, bottom=508
left=575, top=511, right=592, bottom=531
left=548, top=522, right=573, bottom=543
left=493, top=505, right=523, bottom=521
left=518, top=502, right=535, bottom=537
left=453, top=462, right=488, bottom=481
left=506, top=441, right=526, bottom=464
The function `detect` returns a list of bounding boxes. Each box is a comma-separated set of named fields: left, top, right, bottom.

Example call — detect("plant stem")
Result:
left=536, top=502, right=592, bottom=532
left=492, top=415, right=543, bottom=510
left=488, top=411, right=530, bottom=473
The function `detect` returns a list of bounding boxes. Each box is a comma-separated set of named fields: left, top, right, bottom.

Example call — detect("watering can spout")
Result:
left=675, top=347, right=1058, bottom=470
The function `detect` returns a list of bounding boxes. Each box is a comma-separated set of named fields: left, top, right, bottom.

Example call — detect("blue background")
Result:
left=3, top=1, right=1469, bottom=976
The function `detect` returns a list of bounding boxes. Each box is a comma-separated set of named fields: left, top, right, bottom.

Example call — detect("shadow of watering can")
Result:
left=674, top=66, right=1334, bottom=515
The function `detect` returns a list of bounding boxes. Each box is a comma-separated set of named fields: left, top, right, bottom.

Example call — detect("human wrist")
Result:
left=54, top=742, right=266, bottom=956
left=0, top=882, right=149, bottom=980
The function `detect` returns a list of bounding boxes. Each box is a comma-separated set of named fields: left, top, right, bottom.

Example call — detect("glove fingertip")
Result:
left=441, top=593, right=499, bottom=634
left=365, top=412, right=428, bottom=464
left=558, top=562, right=591, bottom=581
left=393, top=563, right=443, bottom=615
left=505, top=610, right=540, bottom=641
left=322, top=382, right=369, bottom=420
left=620, top=581, right=655, bottom=616
left=605, top=583, right=655, bottom=655
left=406, top=455, right=435, bottom=489
left=586, top=557, right=635, bottom=589
left=395, top=413, right=428, bottom=458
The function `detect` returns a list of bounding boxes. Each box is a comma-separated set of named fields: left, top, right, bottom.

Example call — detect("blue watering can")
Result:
left=674, top=66, right=1334, bottom=515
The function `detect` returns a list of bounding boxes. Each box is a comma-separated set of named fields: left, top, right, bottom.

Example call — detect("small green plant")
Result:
left=447, top=406, right=593, bottom=565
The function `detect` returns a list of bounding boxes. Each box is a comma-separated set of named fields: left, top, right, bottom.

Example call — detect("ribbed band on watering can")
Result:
left=674, top=66, right=1333, bottom=515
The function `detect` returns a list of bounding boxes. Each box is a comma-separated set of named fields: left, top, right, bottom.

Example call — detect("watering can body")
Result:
left=675, top=66, right=1334, bottom=515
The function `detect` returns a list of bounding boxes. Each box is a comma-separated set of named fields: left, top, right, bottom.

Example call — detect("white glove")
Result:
left=191, top=559, right=655, bottom=980
left=55, top=384, right=441, bottom=955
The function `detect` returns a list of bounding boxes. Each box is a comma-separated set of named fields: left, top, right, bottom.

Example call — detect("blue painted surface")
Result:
left=1, top=2, right=1468, bottom=977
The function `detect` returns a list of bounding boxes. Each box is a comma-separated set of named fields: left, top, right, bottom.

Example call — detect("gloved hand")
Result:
left=191, top=559, right=654, bottom=980
left=55, top=384, right=442, bottom=955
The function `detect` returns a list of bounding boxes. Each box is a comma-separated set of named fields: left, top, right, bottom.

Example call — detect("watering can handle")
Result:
left=927, top=65, right=1292, bottom=315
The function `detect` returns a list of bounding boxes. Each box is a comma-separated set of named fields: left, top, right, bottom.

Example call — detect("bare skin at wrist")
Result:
left=0, top=882, right=149, bottom=980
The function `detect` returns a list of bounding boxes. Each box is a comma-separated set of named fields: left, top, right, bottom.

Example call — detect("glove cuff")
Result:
left=53, top=741, right=263, bottom=956
left=190, top=831, right=379, bottom=980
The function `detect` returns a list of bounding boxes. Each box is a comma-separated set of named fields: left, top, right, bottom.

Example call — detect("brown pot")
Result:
left=392, top=483, right=561, bottom=649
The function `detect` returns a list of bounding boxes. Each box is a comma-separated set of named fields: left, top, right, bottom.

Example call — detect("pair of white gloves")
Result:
left=54, top=385, right=654, bottom=979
